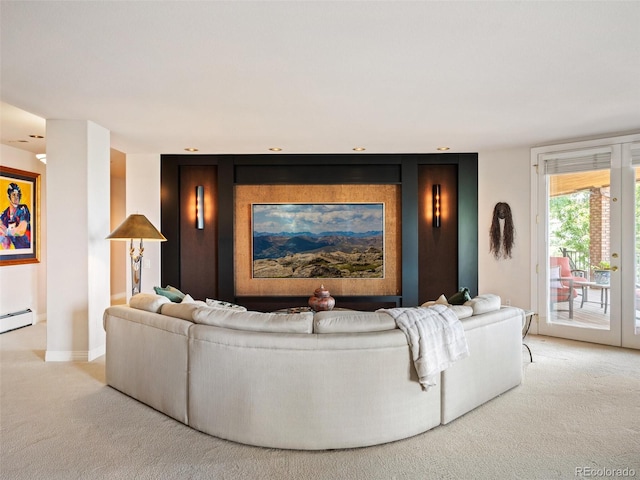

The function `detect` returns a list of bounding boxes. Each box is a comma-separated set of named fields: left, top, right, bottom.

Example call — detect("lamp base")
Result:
left=131, top=256, right=142, bottom=296
left=129, top=239, right=144, bottom=296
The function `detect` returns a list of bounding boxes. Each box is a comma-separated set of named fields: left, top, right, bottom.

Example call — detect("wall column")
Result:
left=45, top=120, right=110, bottom=361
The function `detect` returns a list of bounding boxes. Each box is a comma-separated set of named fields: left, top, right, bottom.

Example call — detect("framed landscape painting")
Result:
left=252, top=203, right=384, bottom=279
left=0, top=166, right=40, bottom=266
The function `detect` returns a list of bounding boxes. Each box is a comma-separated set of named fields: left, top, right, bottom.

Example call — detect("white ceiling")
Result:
left=1, top=1, right=639, bottom=156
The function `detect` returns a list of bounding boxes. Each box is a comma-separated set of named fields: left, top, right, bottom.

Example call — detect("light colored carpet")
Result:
left=1, top=322, right=639, bottom=480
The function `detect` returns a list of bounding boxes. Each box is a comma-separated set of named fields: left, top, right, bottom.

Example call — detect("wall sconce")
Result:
left=196, top=185, right=204, bottom=230
left=433, top=184, right=441, bottom=228
left=106, top=214, right=166, bottom=296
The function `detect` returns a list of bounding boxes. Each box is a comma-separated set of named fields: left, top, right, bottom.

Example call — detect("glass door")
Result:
left=622, top=142, right=640, bottom=349
left=537, top=145, right=622, bottom=346
left=533, top=135, right=640, bottom=349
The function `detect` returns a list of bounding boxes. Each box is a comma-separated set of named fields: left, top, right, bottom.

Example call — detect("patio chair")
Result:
left=550, top=256, right=587, bottom=319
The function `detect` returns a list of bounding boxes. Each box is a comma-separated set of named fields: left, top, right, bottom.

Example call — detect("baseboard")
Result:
left=45, top=350, right=90, bottom=362
left=88, top=344, right=106, bottom=361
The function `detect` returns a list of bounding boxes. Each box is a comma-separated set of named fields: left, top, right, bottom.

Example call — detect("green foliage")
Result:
left=591, top=260, right=610, bottom=270
left=549, top=191, right=590, bottom=259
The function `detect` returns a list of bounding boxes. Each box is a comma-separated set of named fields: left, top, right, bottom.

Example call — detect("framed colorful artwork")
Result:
left=0, top=166, right=40, bottom=266
left=251, top=203, right=384, bottom=279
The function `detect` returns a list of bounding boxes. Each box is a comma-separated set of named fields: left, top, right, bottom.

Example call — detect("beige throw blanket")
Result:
left=380, top=305, right=470, bottom=391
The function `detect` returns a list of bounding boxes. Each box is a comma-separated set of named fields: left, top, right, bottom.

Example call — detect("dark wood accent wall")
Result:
left=178, top=165, right=218, bottom=300
left=418, top=164, right=458, bottom=302
left=161, top=153, right=478, bottom=311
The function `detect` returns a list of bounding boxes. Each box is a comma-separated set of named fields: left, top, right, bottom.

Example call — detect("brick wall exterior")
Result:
left=589, top=187, right=611, bottom=277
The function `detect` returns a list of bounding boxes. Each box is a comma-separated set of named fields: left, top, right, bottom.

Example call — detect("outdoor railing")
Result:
left=561, top=248, right=590, bottom=274
left=559, top=249, right=640, bottom=284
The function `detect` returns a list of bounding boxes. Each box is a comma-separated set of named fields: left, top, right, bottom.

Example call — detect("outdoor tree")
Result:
left=549, top=191, right=590, bottom=262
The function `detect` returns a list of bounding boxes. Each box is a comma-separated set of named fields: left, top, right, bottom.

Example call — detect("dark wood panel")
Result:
left=179, top=166, right=218, bottom=300
left=418, top=164, right=458, bottom=302
left=235, top=164, right=401, bottom=184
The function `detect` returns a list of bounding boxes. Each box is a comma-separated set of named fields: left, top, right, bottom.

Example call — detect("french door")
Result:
left=532, top=134, right=640, bottom=349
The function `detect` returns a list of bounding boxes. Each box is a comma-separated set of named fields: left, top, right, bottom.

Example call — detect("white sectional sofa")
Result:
left=103, top=294, right=524, bottom=450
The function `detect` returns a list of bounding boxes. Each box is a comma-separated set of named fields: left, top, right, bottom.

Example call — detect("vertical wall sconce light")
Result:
left=433, top=184, right=441, bottom=228
left=196, top=186, right=204, bottom=230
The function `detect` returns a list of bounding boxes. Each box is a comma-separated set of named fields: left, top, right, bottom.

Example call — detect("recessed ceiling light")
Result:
left=437, top=146, right=450, bottom=151
left=184, top=147, right=199, bottom=152
left=353, top=147, right=366, bottom=152
left=9, top=140, right=29, bottom=143
left=29, top=134, right=44, bottom=139
left=269, top=147, right=282, bottom=152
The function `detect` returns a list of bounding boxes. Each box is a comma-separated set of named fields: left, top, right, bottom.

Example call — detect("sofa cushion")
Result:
left=464, top=294, right=502, bottom=315
left=192, top=307, right=313, bottom=334
left=160, top=302, right=200, bottom=321
left=313, top=311, right=397, bottom=333
left=129, top=293, right=171, bottom=313
left=449, top=305, right=473, bottom=319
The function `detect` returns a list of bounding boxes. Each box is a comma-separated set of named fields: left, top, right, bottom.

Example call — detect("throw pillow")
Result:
left=205, top=298, right=247, bottom=311
left=154, top=285, right=185, bottom=303
left=448, top=287, right=471, bottom=305
left=420, top=294, right=450, bottom=307
left=181, top=294, right=207, bottom=306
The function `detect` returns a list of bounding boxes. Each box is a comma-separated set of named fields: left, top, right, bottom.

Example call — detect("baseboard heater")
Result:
left=0, top=309, right=33, bottom=334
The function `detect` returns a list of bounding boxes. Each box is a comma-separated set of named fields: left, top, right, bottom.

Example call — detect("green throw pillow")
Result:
left=448, top=287, right=471, bottom=305
left=154, top=285, right=186, bottom=303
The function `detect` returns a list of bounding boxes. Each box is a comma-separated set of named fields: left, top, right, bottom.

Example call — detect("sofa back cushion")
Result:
left=129, top=293, right=171, bottom=313
left=464, top=294, right=502, bottom=315
left=449, top=305, right=474, bottom=319
left=314, top=310, right=397, bottom=333
left=160, top=302, right=200, bottom=321
left=192, top=307, right=313, bottom=334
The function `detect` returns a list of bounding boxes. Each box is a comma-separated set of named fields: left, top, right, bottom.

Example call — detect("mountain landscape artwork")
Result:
left=252, top=203, right=384, bottom=279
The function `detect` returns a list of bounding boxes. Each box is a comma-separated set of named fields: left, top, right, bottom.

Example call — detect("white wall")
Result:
left=125, top=154, right=162, bottom=301
left=0, top=144, right=47, bottom=322
left=477, top=147, right=533, bottom=310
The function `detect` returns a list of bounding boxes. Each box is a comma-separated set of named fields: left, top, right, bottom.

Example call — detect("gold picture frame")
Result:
left=235, top=184, right=401, bottom=297
left=0, top=166, right=41, bottom=266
